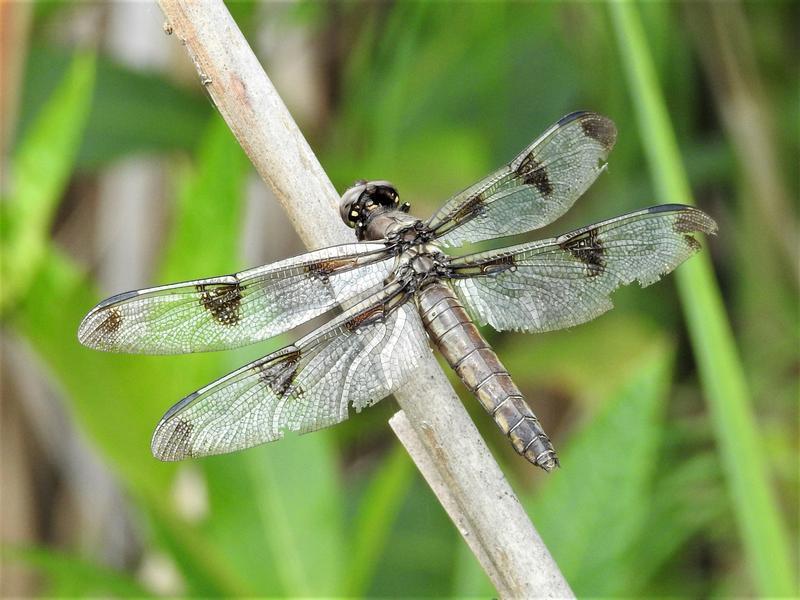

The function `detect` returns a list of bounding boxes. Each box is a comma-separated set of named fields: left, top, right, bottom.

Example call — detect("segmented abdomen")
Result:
left=417, top=282, right=558, bottom=471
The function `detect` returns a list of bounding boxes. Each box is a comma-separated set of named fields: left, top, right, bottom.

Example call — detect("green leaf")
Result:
left=609, top=3, right=796, bottom=595
left=152, top=115, right=278, bottom=593
left=18, top=46, right=210, bottom=170
left=2, top=545, right=151, bottom=597
left=529, top=338, right=674, bottom=595
left=499, top=312, right=667, bottom=412
left=158, top=115, right=248, bottom=282
left=10, top=247, right=265, bottom=597
left=365, top=475, right=459, bottom=596
left=2, top=50, right=96, bottom=312
left=199, top=454, right=286, bottom=594
left=237, top=436, right=346, bottom=596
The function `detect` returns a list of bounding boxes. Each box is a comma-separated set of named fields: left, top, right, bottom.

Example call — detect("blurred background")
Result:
left=1, top=1, right=797, bottom=597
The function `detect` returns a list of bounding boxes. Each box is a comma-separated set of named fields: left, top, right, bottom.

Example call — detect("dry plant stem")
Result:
left=389, top=410, right=570, bottom=596
left=157, top=1, right=573, bottom=597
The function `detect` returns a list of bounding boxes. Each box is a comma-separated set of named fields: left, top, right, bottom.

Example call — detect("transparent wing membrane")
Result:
left=78, top=243, right=396, bottom=354
left=77, top=109, right=718, bottom=470
left=151, top=284, right=430, bottom=461
left=426, top=112, right=617, bottom=247
left=447, top=205, right=717, bottom=332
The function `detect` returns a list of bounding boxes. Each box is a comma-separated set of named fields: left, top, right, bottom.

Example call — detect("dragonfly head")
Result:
left=340, top=180, right=407, bottom=239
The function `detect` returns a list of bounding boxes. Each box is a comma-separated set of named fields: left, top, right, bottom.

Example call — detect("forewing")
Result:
left=78, top=243, right=396, bottom=354
left=151, top=283, right=431, bottom=460
left=425, top=112, right=617, bottom=247
left=447, top=205, right=717, bottom=332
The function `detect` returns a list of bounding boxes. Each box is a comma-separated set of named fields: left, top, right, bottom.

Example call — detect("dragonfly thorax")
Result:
left=392, top=243, right=448, bottom=290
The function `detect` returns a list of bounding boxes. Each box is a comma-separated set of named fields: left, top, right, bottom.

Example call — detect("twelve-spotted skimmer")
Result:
left=78, top=112, right=716, bottom=471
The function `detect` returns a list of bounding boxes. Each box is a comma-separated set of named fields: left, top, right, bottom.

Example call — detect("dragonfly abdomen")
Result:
left=417, top=282, right=559, bottom=472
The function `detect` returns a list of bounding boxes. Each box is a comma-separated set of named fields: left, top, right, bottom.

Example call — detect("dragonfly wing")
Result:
left=446, top=205, right=717, bottom=332
left=425, top=112, right=617, bottom=247
left=78, top=242, right=397, bottom=354
left=151, top=282, right=430, bottom=460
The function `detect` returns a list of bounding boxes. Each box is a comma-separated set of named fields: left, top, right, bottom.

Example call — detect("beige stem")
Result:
left=157, top=2, right=573, bottom=597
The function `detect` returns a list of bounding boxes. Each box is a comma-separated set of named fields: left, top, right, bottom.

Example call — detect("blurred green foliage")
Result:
left=611, top=3, right=795, bottom=594
left=2, top=1, right=797, bottom=597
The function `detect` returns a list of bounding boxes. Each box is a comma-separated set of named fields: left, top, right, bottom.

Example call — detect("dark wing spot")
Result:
left=480, top=254, right=517, bottom=275
left=673, top=210, right=704, bottom=233
left=257, top=351, right=301, bottom=396
left=579, top=115, right=617, bottom=152
left=662, top=206, right=716, bottom=235
left=516, top=154, right=553, bottom=196
left=82, top=307, right=123, bottom=348
left=99, top=308, right=123, bottom=336
left=305, top=258, right=356, bottom=282
left=451, top=195, right=486, bottom=223
left=344, top=304, right=385, bottom=331
left=197, top=283, right=242, bottom=326
left=560, top=227, right=605, bottom=277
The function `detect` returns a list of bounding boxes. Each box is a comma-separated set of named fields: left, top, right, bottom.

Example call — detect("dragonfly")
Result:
left=78, top=112, right=716, bottom=471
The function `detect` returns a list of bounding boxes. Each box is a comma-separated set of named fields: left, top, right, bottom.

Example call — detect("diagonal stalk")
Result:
left=155, top=1, right=573, bottom=597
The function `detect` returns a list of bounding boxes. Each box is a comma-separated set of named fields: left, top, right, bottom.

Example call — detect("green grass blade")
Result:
left=1, top=50, right=95, bottom=313
left=609, top=2, right=796, bottom=595
left=625, top=451, right=726, bottom=595
left=201, top=454, right=287, bottom=594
